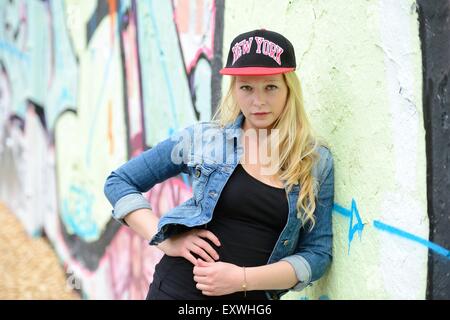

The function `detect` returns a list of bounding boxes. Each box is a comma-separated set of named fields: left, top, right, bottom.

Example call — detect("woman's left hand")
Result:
left=193, top=259, right=244, bottom=296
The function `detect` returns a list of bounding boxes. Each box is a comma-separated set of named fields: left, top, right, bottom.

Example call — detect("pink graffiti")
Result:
left=146, top=176, right=193, bottom=218
left=173, top=0, right=215, bottom=74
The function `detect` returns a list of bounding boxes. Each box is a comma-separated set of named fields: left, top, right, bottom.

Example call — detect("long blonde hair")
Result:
left=213, top=72, right=321, bottom=230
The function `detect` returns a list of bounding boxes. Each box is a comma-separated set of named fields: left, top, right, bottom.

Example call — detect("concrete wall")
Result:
left=0, top=0, right=448, bottom=299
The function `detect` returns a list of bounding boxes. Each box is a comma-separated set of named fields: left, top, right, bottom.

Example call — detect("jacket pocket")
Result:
left=191, top=163, right=216, bottom=204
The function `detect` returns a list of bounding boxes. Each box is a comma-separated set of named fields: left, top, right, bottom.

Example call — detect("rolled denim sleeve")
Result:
left=282, top=148, right=334, bottom=291
left=280, top=255, right=312, bottom=291
left=104, top=126, right=192, bottom=225
left=111, top=193, right=152, bottom=226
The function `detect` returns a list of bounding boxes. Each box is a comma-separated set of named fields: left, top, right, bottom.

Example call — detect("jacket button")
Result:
left=194, top=169, right=201, bottom=178
left=283, top=240, right=289, bottom=246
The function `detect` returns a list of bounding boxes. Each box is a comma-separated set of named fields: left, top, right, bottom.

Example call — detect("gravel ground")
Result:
left=0, top=202, right=80, bottom=300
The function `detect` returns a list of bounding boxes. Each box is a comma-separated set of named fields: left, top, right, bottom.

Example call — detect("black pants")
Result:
left=146, top=271, right=217, bottom=300
left=146, top=272, right=268, bottom=300
left=146, top=273, right=177, bottom=300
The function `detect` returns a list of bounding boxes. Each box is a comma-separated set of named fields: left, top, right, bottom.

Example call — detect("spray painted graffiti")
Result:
left=0, top=0, right=29, bottom=63
left=333, top=200, right=450, bottom=259
left=0, top=0, right=223, bottom=299
left=373, top=220, right=450, bottom=259
left=119, top=1, right=145, bottom=158
left=333, top=200, right=364, bottom=254
left=61, top=184, right=98, bottom=240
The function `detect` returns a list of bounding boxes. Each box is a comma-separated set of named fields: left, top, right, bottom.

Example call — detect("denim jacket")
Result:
left=104, top=113, right=334, bottom=300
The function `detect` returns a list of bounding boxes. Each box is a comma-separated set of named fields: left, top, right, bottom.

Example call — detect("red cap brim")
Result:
left=219, top=67, right=295, bottom=76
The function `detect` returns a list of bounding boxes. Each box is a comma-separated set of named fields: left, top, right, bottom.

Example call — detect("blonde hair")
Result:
left=213, top=72, right=322, bottom=230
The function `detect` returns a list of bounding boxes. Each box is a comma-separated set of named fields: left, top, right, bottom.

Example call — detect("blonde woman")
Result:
left=104, top=29, right=334, bottom=300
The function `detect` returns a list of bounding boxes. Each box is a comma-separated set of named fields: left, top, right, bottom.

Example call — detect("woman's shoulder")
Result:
left=315, top=144, right=333, bottom=161
left=313, top=144, right=334, bottom=180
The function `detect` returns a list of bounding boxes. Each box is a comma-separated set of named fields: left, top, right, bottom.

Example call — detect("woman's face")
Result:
left=234, top=74, right=289, bottom=131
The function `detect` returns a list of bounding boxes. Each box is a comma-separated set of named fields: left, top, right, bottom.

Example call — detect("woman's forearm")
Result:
left=246, top=261, right=298, bottom=291
left=123, top=208, right=159, bottom=241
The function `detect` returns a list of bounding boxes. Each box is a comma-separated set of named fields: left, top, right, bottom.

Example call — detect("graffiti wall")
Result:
left=0, top=0, right=448, bottom=299
left=0, top=0, right=223, bottom=299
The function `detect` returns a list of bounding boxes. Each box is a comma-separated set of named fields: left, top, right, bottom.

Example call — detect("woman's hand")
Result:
left=193, top=259, right=243, bottom=296
left=157, top=229, right=221, bottom=265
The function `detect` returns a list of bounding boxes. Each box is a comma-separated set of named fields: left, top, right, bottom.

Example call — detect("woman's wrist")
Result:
left=241, top=266, right=247, bottom=297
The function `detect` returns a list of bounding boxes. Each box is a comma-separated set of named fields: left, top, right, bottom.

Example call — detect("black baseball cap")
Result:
left=220, top=29, right=296, bottom=76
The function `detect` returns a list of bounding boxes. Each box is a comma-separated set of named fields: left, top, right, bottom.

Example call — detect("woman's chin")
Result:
left=243, top=116, right=276, bottom=131
left=248, top=121, right=275, bottom=130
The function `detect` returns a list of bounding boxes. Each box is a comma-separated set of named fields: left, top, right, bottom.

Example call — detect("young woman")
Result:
left=104, top=29, right=334, bottom=300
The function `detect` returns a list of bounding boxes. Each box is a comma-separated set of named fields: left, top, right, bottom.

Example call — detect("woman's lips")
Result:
left=252, top=112, right=270, bottom=116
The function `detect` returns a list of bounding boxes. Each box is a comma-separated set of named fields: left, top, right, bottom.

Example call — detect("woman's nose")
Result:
left=252, top=90, right=266, bottom=106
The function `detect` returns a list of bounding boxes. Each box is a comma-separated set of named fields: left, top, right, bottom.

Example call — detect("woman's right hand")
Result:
left=156, top=229, right=221, bottom=265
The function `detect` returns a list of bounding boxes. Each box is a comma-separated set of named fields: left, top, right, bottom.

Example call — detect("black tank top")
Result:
left=153, top=163, right=288, bottom=300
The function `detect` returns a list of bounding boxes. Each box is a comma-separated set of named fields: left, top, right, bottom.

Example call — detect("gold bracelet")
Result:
left=242, top=266, right=247, bottom=298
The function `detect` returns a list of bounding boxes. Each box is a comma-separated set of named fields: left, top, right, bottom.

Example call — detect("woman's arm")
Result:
left=104, top=125, right=193, bottom=225
left=245, top=261, right=298, bottom=290
left=123, top=208, right=159, bottom=241
left=105, top=125, right=221, bottom=263
left=281, top=147, right=334, bottom=290
left=193, top=260, right=297, bottom=296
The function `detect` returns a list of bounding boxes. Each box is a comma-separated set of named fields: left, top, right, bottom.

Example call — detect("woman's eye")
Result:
left=267, top=85, right=277, bottom=90
left=240, top=86, right=252, bottom=91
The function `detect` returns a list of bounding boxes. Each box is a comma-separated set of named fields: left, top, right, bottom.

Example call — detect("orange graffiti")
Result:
left=107, top=0, right=117, bottom=44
